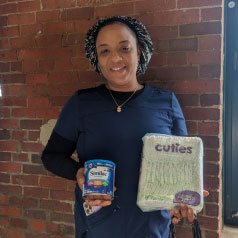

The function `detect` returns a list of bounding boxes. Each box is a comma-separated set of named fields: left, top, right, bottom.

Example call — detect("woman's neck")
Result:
left=105, top=82, right=144, bottom=92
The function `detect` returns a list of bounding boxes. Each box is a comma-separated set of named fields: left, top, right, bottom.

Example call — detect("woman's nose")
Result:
left=110, top=51, right=122, bottom=62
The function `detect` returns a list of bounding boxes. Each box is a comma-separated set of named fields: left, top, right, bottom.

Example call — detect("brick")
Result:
left=0, top=108, right=10, bottom=118
left=29, top=131, right=40, bottom=141
left=205, top=231, right=219, bottom=238
left=177, top=0, right=222, bottom=8
left=136, top=13, right=154, bottom=26
left=10, top=218, right=28, bottom=229
left=204, top=162, right=220, bottom=176
left=12, top=175, right=39, bottom=186
left=36, top=35, right=61, bottom=47
left=31, top=220, right=46, bottom=232
left=200, top=64, right=221, bottom=78
left=0, top=184, right=22, bottom=195
left=22, top=142, right=44, bottom=153
left=43, top=22, right=74, bottom=34
left=197, top=215, right=219, bottom=230
left=35, top=108, right=60, bottom=119
left=12, top=130, right=27, bottom=140
left=55, top=58, right=73, bottom=71
left=74, top=19, right=96, bottom=33
left=205, top=203, right=219, bottom=217
left=198, top=122, right=219, bottom=135
left=24, top=209, right=46, bottom=220
left=156, top=40, right=169, bottom=52
left=95, top=3, right=133, bottom=18
left=205, top=190, right=219, bottom=203
left=0, top=195, right=8, bottom=204
left=46, top=222, right=74, bottom=235
left=39, top=176, right=67, bottom=190
left=0, top=130, right=10, bottom=140
left=199, top=35, right=221, bottom=51
left=11, top=61, right=22, bottom=72
left=204, top=176, right=220, bottom=190
left=12, top=153, right=29, bottom=162
left=148, top=26, right=178, bottom=40
left=167, top=52, right=187, bottom=66
left=1, top=96, right=27, bottom=107
left=51, top=190, right=75, bottom=201
left=40, top=199, right=72, bottom=212
left=50, top=212, right=74, bottom=223
left=188, top=51, right=221, bottom=65
left=21, top=24, right=42, bottom=36
left=19, top=47, right=76, bottom=60
left=67, top=180, right=76, bottom=191
left=0, top=162, right=21, bottom=173
left=10, top=84, right=31, bottom=97
left=0, top=173, right=10, bottom=183
left=20, top=120, right=41, bottom=130
left=169, top=38, right=197, bottom=51
left=48, top=71, right=78, bottom=84
left=12, top=108, right=36, bottom=118
left=148, top=54, right=167, bottom=67
left=28, top=97, right=49, bottom=108
left=9, top=196, right=38, bottom=208
left=180, top=22, right=221, bottom=36
left=31, top=154, right=41, bottom=163
left=0, top=62, right=10, bottom=74
left=0, top=26, right=19, bottom=38
left=10, top=36, right=35, bottom=49
left=8, top=13, right=35, bottom=25
left=62, top=32, right=84, bottom=46
left=201, top=7, right=222, bottom=21
left=25, top=233, right=49, bottom=238
left=23, top=164, right=46, bottom=175
left=0, top=3, right=17, bottom=15
left=36, top=10, right=59, bottom=22
left=0, top=228, right=23, bottom=238
left=204, top=149, right=220, bottom=162
left=0, top=73, right=25, bottom=84
left=42, top=0, right=76, bottom=9
left=159, top=66, right=198, bottom=80
left=0, top=50, right=17, bottom=61
left=0, top=217, right=8, bottom=226
left=135, top=0, right=176, bottom=13
left=176, top=94, right=199, bottom=107
left=153, top=9, right=199, bottom=26
left=50, top=96, right=70, bottom=107
left=186, top=121, right=197, bottom=134
left=175, top=80, right=220, bottom=93
left=39, top=60, right=54, bottom=72
left=0, top=16, right=7, bottom=26
left=18, top=0, right=40, bottom=12
left=0, top=206, right=22, bottom=216
left=175, top=227, right=192, bottom=238
left=24, top=187, right=49, bottom=199
left=0, top=152, right=11, bottom=161
left=0, top=119, right=18, bottom=129
left=183, top=108, right=220, bottom=120
left=200, top=94, right=220, bottom=106
left=0, top=39, right=9, bottom=49
left=201, top=136, right=219, bottom=149
left=0, top=140, right=18, bottom=152
left=26, top=73, right=47, bottom=84
left=61, top=7, right=93, bottom=21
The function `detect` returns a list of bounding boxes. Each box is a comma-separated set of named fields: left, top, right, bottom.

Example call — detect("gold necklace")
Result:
left=108, top=87, right=137, bottom=112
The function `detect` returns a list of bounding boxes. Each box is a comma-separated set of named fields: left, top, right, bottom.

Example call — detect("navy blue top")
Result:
left=43, top=84, right=187, bottom=238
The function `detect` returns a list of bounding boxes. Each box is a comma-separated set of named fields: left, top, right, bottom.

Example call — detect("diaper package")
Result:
left=137, top=133, right=204, bottom=212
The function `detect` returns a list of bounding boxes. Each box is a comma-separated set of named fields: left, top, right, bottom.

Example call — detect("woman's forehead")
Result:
left=96, top=23, right=137, bottom=46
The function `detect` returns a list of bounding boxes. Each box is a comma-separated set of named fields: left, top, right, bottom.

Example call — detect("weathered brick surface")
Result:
left=0, top=1, right=223, bottom=237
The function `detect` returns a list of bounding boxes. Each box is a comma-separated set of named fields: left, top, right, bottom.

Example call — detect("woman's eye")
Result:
left=122, top=47, right=130, bottom=52
left=100, top=49, right=109, bottom=55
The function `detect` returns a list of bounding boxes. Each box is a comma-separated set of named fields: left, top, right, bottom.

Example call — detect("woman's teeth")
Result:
left=111, top=66, right=125, bottom=71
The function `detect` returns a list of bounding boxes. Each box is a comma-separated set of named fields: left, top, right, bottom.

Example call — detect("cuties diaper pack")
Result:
left=137, top=134, right=204, bottom=212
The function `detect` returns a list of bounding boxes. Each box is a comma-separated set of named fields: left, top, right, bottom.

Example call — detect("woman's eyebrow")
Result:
left=97, top=40, right=130, bottom=48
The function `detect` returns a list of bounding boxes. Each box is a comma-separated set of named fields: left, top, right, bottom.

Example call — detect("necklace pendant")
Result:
left=117, top=106, right=121, bottom=112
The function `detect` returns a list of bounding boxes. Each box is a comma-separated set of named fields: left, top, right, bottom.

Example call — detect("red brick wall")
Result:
left=0, top=0, right=223, bottom=237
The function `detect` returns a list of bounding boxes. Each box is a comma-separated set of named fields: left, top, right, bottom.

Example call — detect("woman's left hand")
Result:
left=170, top=190, right=209, bottom=224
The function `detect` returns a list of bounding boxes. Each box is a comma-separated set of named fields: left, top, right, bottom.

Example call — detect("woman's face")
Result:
left=96, top=23, right=140, bottom=91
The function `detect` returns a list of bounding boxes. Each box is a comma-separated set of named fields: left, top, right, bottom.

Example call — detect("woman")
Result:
left=41, top=16, right=203, bottom=238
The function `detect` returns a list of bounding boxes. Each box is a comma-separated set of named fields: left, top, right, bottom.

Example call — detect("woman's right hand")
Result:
left=76, top=168, right=113, bottom=207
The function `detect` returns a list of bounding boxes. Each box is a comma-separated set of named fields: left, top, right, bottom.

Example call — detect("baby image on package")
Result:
left=137, top=133, right=204, bottom=212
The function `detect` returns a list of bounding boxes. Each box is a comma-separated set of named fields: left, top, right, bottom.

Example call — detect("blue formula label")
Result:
left=83, top=159, right=116, bottom=198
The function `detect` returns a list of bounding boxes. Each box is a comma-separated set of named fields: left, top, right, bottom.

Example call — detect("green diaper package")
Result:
left=137, top=133, right=204, bottom=212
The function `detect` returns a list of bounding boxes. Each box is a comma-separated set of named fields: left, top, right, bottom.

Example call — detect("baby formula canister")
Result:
left=83, top=159, right=116, bottom=199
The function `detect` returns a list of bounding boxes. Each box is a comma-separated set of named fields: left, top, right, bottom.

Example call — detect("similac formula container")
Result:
left=83, top=159, right=115, bottom=199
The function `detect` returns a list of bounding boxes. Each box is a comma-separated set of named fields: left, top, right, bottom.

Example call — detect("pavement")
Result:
left=221, top=225, right=238, bottom=238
